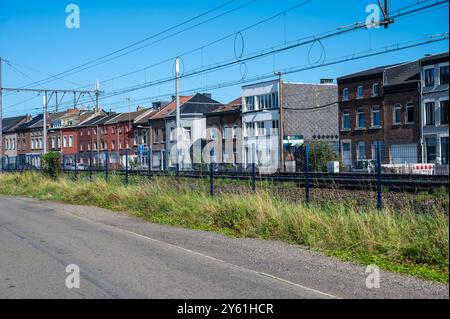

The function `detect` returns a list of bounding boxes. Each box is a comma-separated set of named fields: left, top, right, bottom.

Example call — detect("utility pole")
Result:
left=1, top=86, right=102, bottom=156
left=275, top=72, right=285, bottom=173
left=175, top=57, right=181, bottom=169
left=0, top=57, right=3, bottom=172
left=43, top=92, right=47, bottom=154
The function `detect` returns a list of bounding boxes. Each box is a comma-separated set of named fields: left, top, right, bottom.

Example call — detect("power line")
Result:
left=6, top=0, right=247, bottom=91
left=61, top=0, right=448, bottom=109
left=41, top=32, right=445, bottom=116
left=4, top=0, right=447, bottom=116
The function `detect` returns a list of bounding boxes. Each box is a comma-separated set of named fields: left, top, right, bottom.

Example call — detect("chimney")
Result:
left=320, top=79, right=334, bottom=84
left=202, top=93, right=212, bottom=99
left=153, top=101, right=162, bottom=110
left=136, top=105, right=145, bottom=111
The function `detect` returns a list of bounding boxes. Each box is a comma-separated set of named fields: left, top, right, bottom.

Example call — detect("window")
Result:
left=80, top=130, right=83, bottom=137
left=255, top=122, right=264, bottom=136
left=39, top=138, right=42, bottom=149
left=245, top=96, right=255, bottom=111
left=356, top=109, right=365, bottom=128
left=425, top=68, right=435, bottom=86
left=69, top=135, right=74, bottom=147
left=111, top=127, right=115, bottom=134
left=51, top=137, right=55, bottom=149
left=442, top=137, right=449, bottom=165
left=425, top=102, right=435, bottom=125
left=342, top=111, right=350, bottom=129
left=6, top=139, right=9, bottom=150
left=425, top=137, right=436, bottom=163
left=154, top=129, right=159, bottom=143
left=57, top=136, right=61, bottom=148
left=372, top=83, right=380, bottom=97
left=371, top=107, right=380, bottom=127
left=393, top=104, right=401, bottom=125
left=440, top=65, right=449, bottom=85
left=244, top=122, right=253, bottom=137
left=441, top=100, right=449, bottom=125
left=406, top=103, right=414, bottom=124
left=142, top=129, right=147, bottom=144
left=371, top=141, right=381, bottom=160
left=134, top=130, right=139, bottom=145
left=80, top=144, right=83, bottom=151
left=88, top=143, right=91, bottom=151
left=342, top=88, right=349, bottom=101
left=357, top=142, right=365, bottom=160
left=210, top=127, right=219, bottom=140
left=63, top=136, right=68, bottom=148
left=357, top=86, right=364, bottom=98
left=223, top=126, right=230, bottom=139
left=183, top=127, right=191, bottom=140
left=272, top=120, right=279, bottom=135
left=232, top=124, right=238, bottom=139
left=169, top=127, right=175, bottom=142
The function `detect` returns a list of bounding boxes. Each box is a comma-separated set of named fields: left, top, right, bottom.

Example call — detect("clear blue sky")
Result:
left=1, top=0, right=448, bottom=117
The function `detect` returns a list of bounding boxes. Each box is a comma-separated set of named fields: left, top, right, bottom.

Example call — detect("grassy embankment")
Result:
left=0, top=171, right=448, bottom=283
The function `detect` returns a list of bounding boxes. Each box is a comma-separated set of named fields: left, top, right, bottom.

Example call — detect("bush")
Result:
left=41, top=152, right=61, bottom=179
left=295, top=141, right=341, bottom=172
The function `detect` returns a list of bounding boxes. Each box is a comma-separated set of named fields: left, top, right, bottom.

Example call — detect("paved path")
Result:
left=0, top=195, right=447, bottom=299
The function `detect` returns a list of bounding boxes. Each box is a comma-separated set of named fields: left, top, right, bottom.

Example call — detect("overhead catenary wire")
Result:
left=54, top=0, right=449, bottom=110
left=5, top=0, right=253, bottom=91
left=3, top=0, right=447, bottom=116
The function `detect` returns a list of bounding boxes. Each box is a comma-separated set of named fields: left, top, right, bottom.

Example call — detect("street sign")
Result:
left=138, top=144, right=145, bottom=156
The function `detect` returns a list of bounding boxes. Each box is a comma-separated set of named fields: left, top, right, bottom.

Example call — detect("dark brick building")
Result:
left=337, top=61, right=421, bottom=166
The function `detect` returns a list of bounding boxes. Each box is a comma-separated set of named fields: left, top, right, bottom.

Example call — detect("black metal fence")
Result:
left=1, top=141, right=448, bottom=210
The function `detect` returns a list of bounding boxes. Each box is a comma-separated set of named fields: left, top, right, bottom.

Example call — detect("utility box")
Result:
left=327, top=161, right=340, bottom=173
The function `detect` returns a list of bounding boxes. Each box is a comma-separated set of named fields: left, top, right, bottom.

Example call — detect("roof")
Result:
left=384, top=61, right=420, bottom=87
left=337, top=64, right=399, bottom=82
left=166, top=93, right=222, bottom=118
left=207, top=97, right=242, bottom=115
left=104, top=108, right=152, bottom=124
left=135, top=109, right=158, bottom=125
left=420, top=51, right=449, bottom=65
left=76, top=115, right=104, bottom=128
left=150, top=96, right=193, bottom=120
left=16, top=114, right=44, bottom=131
left=2, top=115, right=29, bottom=133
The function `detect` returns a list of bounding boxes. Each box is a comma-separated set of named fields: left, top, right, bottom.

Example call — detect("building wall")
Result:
left=338, top=73, right=421, bottom=165
left=421, top=58, right=449, bottom=165
left=206, top=112, right=242, bottom=164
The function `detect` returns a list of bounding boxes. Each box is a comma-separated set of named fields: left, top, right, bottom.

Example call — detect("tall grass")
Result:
left=0, top=172, right=448, bottom=283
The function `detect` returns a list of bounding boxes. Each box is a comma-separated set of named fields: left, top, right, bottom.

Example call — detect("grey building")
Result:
left=420, top=52, right=449, bottom=168
left=241, top=79, right=338, bottom=172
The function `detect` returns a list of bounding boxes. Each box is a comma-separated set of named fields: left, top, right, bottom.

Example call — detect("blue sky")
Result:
left=0, top=0, right=448, bottom=117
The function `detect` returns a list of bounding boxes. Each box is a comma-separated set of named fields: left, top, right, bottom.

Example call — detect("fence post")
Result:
left=176, top=162, right=180, bottom=179
left=376, top=141, right=382, bottom=210
left=148, top=148, right=152, bottom=177
left=89, top=152, right=92, bottom=182
left=210, top=162, right=214, bottom=196
left=74, top=153, right=77, bottom=180
left=105, top=152, right=109, bottom=182
left=305, top=144, right=310, bottom=204
left=125, top=148, right=129, bottom=186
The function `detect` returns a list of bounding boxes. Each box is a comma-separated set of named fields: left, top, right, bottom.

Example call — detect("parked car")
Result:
left=63, top=163, right=89, bottom=171
left=352, top=160, right=377, bottom=173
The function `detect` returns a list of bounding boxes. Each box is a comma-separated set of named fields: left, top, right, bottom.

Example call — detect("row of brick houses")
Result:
left=337, top=51, right=448, bottom=168
left=1, top=51, right=448, bottom=172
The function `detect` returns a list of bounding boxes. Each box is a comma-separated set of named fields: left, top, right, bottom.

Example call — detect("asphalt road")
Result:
left=0, top=195, right=448, bottom=299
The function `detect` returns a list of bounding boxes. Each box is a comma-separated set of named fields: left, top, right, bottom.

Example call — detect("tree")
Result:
left=41, top=151, right=61, bottom=179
